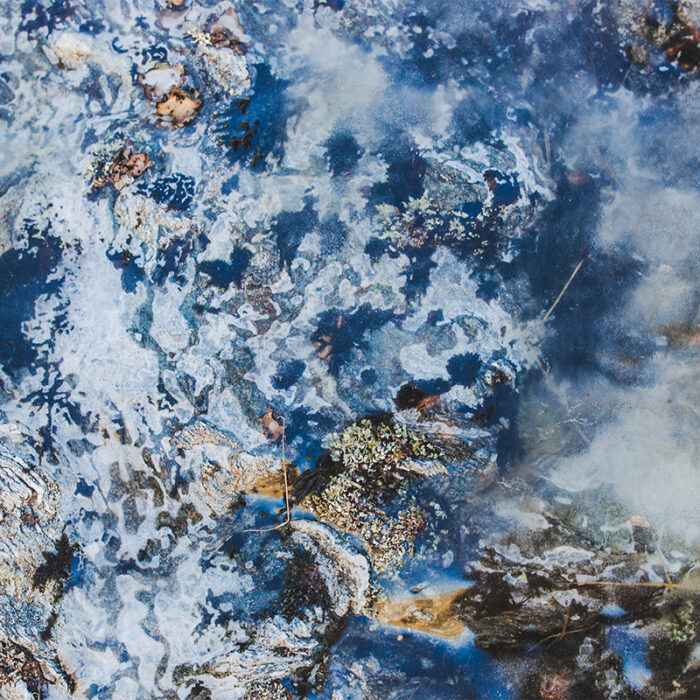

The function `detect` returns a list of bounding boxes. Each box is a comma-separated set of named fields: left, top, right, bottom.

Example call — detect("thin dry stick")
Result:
left=543, top=601, right=574, bottom=649
left=529, top=622, right=600, bottom=652
left=542, top=259, right=584, bottom=324
left=238, top=416, right=292, bottom=534
left=208, top=417, right=292, bottom=559
left=406, top=682, right=422, bottom=700
left=525, top=258, right=589, bottom=444
left=559, top=602, right=572, bottom=639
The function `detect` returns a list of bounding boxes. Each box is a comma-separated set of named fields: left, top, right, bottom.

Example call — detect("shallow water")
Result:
left=0, top=0, right=698, bottom=698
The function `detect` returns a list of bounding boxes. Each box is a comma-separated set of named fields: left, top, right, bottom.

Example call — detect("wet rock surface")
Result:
left=0, top=445, right=75, bottom=697
left=0, top=0, right=698, bottom=697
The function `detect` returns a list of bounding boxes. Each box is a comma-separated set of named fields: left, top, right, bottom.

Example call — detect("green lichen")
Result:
left=666, top=601, right=696, bottom=643
left=376, top=190, right=470, bottom=251
left=327, top=418, right=441, bottom=480
left=301, top=418, right=443, bottom=574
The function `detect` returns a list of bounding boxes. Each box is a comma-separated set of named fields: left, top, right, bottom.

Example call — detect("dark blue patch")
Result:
left=141, top=45, right=168, bottom=64
left=198, top=247, right=252, bottom=289
left=80, top=127, right=98, bottom=150
left=221, top=173, right=239, bottom=196
left=484, top=170, right=521, bottom=207
left=530, top=2, right=629, bottom=92
left=426, top=309, right=444, bottom=325
left=450, top=101, right=494, bottom=144
left=154, top=234, right=207, bottom=287
left=368, top=139, right=427, bottom=208
left=217, top=64, right=290, bottom=169
left=285, top=406, right=339, bottom=463
left=391, top=8, right=536, bottom=91
left=318, top=214, right=348, bottom=256
left=447, top=352, right=482, bottom=386
left=401, top=247, right=437, bottom=302
left=364, top=237, right=388, bottom=263
left=75, top=479, right=95, bottom=498
left=111, top=38, right=128, bottom=54
left=272, top=195, right=318, bottom=270
left=19, top=0, right=73, bottom=35
left=360, top=368, right=378, bottom=385
left=138, top=174, right=195, bottom=212
left=314, top=0, right=345, bottom=9
left=324, top=131, right=362, bottom=176
left=272, top=359, right=305, bottom=390
left=311, top=304, right=397, bottom=376
left=107, top=249, right=145, bottom=294
left=475, top=276, right=499, bottom=303
left=79, top=19, right=104, bottom=35
left=198, top=261, right=238, bottom=290
left=517, top=175, right=643, bottom=380
left=0, top=223, right=62, bottom=376
left=414, top=378, right=451, bottom=396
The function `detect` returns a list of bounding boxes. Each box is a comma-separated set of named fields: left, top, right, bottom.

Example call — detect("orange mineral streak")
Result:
left=249, top=464, right=300, bottom=499
left=373, top=587, right=470, bottom=638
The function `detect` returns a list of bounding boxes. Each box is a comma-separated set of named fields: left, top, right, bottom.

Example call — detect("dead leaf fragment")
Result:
left=92, top=142, right=153, bottom=190
left=206, top=8, right=251, bottom=54
left=259, top=407, right=284, bottom=443
left=539, top=674, right=568, bottom=700
left=155, top=87, right=203, bottom=128
left=372, top=587, right=469, bottom=638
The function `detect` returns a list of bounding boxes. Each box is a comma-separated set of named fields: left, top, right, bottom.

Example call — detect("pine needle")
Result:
left=542, top=259, right=584, bottom=324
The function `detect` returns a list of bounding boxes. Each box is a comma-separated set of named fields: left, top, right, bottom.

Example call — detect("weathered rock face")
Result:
left=169, top=524, right=357, bottom=698
left=444, top=505, right=700, bottom=699
left=173, top=421, right=293, bottom=517
left=164, top=414, right=447, bottom=696
left=291, top=519, right=371, bottom=617
left=0, top=446, right=73, bottom=697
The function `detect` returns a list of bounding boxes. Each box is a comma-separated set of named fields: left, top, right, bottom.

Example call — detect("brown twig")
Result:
left=529, top=621, right=600, bottom=652
left=530, top=602, right=575, bottom=650
left=548, top=601, right=573, bottom=648
left=525, top=259, right=590, bottom=445
left=208, top=417, right=292, bottom=559
left=566, top=580, right=683, bottom=589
